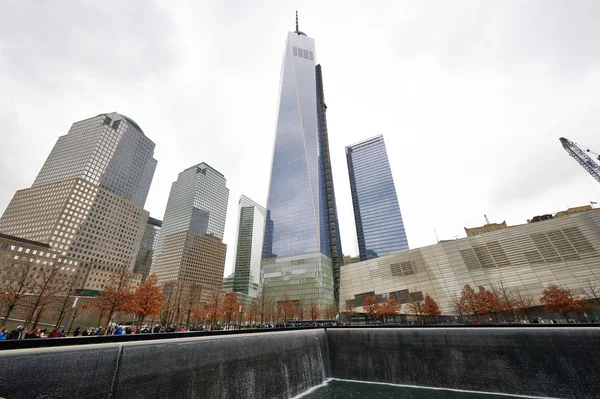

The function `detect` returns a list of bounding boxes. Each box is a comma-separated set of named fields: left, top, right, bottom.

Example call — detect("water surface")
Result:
left=296, top=379, right=547, bottom=399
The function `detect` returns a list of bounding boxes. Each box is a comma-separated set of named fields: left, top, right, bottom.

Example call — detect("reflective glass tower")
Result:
left=231, top=195, right=266, bottom=303
left=346, top=135, right=409, bottom=261
left=261, top=15, right=343, bottom=311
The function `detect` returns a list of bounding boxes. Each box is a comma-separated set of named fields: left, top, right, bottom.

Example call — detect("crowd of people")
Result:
left=0, top=324, right=209, bottom=340
left=0, top=321, right=340, bottom=340
left=0, top=326, right=68, bottom=339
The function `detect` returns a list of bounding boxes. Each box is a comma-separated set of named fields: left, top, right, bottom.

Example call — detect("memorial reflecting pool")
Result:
left=297, top=379, right=548, bottom=399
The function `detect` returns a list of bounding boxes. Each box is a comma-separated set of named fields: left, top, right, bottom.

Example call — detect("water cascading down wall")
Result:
left=0, top=327, right=598, bottom=399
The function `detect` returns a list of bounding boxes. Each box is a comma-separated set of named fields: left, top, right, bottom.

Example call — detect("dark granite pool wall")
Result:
left=1, top=327, right=598, bottom=399
left=0, top=329, right=330, bottom=399
left=326, top=327, right=600, bottom=399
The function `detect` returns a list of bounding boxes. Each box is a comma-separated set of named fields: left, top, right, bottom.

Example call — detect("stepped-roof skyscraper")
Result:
left=152, top=163, right=229, bottom=301
left=261, top=14, right=343, bottom=310
left=0, top=113, right=156, bottom=290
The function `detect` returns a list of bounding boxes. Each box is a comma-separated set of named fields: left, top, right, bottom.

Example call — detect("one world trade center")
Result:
left=261, top=14, right=343, bottom=311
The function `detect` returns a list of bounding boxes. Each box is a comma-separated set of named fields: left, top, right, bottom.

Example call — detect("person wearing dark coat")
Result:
left=6, top=326, right=24, bottom=340
left=73, top=327, right=81, bottom=337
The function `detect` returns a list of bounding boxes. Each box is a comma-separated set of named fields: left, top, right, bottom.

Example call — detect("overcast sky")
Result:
left=2, top=1, right=600, bottom=277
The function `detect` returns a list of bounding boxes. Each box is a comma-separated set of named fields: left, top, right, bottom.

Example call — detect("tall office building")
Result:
left=230, top=195, right=266, bottom=303
left=261, top=15, right=343, bottom=310
left=152, top=163, right=229, bottom=300
left=346, top=134, right=408, bottom=261
left=0, top=113, right=157, bottom=290
left=133, top=216, right=162, bottom=282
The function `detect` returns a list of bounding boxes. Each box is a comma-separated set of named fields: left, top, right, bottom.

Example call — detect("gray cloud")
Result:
left=0, top=1, right=182, bottom=88
left=1, top=1, right=600, bottom=276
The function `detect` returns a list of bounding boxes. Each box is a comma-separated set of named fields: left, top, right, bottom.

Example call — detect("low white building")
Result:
left=340, top=210, right=600, bottom=315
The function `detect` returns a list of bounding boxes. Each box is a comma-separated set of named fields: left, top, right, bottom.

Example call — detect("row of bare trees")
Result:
left=243, top=292, right=336, bottom=326
left=0, top=260, right=82, bottom=331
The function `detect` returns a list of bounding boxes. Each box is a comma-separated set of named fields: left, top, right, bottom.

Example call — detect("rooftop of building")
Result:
left=120, top=114, right=144, bottom=134
left=0, top=232, right=51, bottom=248
left=147, top=217, right=162, bottom=227
left=345, top=134, right=384, bottom=151
left=349, top=209, right=600, bottom=266
left=182, top=162, right=225, bottom=178
left=100, top=112, right=147, bottom=136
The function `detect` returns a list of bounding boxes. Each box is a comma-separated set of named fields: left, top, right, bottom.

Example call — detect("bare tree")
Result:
left=182, top=283, right=203, bottom=328
left=340, top=300, right=357, bottom=325
left=53, top=271, right=81, bottom=328
left=0, top=262, right=34, bottom=328
left=160, top=280, right=187, bottom=327
left=66, top=297, right=88, bottom=335
left=23, top=262, right=65, bottom=330
left=514, top=290, right=535, bottom=320
left=247, top=297, right=259, bottom=327
left=491, top=280, right=516, bottom=321
left=256, top=287, right=272, bottom=326
left=206, top=289, right=224, bottom=329
left=309, top=302, right=320, bottom=325
left=160, top=281, right=176, bottom=326
left=581, top=279, right=600, bottom=308
left=449, top=293, right=465, bottom=323
left=297, top=298, right=306, bottom=322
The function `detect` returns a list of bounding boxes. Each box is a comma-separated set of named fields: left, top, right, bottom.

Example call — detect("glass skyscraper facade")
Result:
left=346, top=135, right=409, bottom=261
left=133, top=216, right=162, bottom=282
left=0, top=113, right=156, bottom=290
left=231, top=195, right=266, bottom=303
left=262, top=20, right=343, bottom=310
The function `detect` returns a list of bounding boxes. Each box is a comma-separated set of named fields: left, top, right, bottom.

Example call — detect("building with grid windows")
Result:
left=0, top=113, right=156, bottom=291
left=133, top=216, right=162, bottom=282
left=0, top=233, right=86, bottom=292
left=229, top=195, right=266, bottom=303
left=152, top=163, right=229, bottom=300
left=261, top=17, right=343, bottom=311
left=346, top=135, right=409, bottom=261
left=340, top=210, right=600, bottom=316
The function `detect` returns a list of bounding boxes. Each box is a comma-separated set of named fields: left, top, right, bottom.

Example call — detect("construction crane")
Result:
left=559, top=137, right=600, bottom=184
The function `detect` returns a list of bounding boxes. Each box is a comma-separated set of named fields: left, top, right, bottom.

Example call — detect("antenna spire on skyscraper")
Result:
left=295, top=10, right=299, bottom=33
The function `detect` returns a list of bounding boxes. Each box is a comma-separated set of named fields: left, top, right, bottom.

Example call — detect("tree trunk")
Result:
left=104, top=308, right=116, bottom=334
left=32, top=305, right=45, bottom=330
left=0, top=304, right=15, bottom=328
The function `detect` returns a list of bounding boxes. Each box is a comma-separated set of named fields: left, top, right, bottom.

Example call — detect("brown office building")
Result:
left=0, top=113, right=157, bottom=290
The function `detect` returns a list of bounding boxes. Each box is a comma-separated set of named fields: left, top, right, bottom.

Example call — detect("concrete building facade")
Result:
left=0, top=233, right=86, bottom=291
left=0, top=113, right=156, bottom=290
left=152, top=163, right=229, bottom=298
left=340, top=211, right=600, bottom=315
left=465, top=221, right=509, bottom=237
